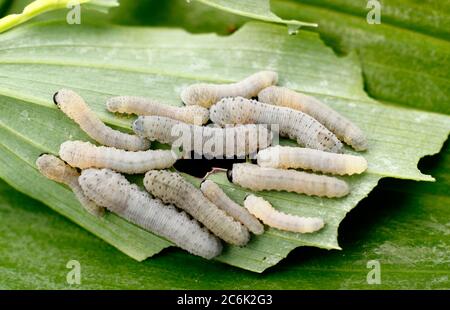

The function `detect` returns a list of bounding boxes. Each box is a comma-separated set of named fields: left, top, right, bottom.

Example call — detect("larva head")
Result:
left=226, top=169, right=233, bottom=183
left=36, top=154, right=78, bottom=183
left=257, top=86, right=277, bottom=103
left=180, top=84, right=213, bottom=108
left=132, top=116, right=145, bottom=136
left=347, top=129, right=369, bottom=152
left=345, top=155, right=368, bottom=175
left=53, top=89, right=87, bottom=117
left=256, top=146, right=281, bottom=168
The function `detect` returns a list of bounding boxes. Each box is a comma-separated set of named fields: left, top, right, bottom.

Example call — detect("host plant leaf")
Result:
left=193, top=0, right=317, bottom=28
left=0, top=21, right=448, bottom=272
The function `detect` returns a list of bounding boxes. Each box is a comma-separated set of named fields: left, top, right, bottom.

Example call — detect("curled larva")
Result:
left=36, top=154, right=104, bottom=217
left=244, top=195, right=324, bottom=233
left=210, top=97, right=343, bottom=153
left=59, top=141, right=178, bottom=174
left=53, top=89, right=150, bottom=151
left=200, top=180, right=264, bottom=235
left=228, top=163, right=349, bottom=198
left=133, top=116, right=272, bottom=158
left=144, top=170, right=250, bottom=246
left=79, top=169, right=222, bottom=259
left=181, top=71, right=278, bottom=108
left=258, top=86, right=368, bottom=151
left=106, top=96, right=209, bottom=125
left=257, top=146, right=368, bottom=175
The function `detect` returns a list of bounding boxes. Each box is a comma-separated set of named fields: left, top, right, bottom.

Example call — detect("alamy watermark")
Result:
left=66, top=0, right=81, bottom=25
left=366, top=0, right=381, bottom=24
left=366, top=260, right=381, bottom=284
left=66, top=259, right=81, bottom=285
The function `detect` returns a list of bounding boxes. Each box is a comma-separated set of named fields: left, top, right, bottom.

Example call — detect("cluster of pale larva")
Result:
left=36, top=70, right=369, bottom=259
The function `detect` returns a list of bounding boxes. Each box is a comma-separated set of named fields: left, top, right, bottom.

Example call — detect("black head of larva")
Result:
left=39, top=152, right=50, bottom=157
left=53, top=92, right=60, bottom=107
left=226, top=169, right=233, bottom=183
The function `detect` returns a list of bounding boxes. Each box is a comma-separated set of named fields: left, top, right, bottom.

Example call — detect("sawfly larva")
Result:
left=227, top=163, right=349, bottom=198
left=79, top=168, right=222, bottom=259
left=210, top=97, right=343, bottom=153
left=200, top=180, right=264, bottom=235
left=36, top=154, right=104, bottom=217
left=53, top=89, right=150, bottom=151
left=244, top=195, right=324, bottom=233
left=133, top=116, right=272, bottom=158
left=59, top=140, right=178, bottom=174
left=258, top=86, right=368, bottom=151
left=257, top=145, right=367, bottom=175
left=106, top=96, right=209, bottom=125
left=181, top=71, right=278, bottom=108
left=144, top=170, right=250, bottom=246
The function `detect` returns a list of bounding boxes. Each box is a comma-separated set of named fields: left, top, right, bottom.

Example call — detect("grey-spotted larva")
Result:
left=36, top=154, right=104, bottom=217
left=133, top=116, right=272, bottom=158
left=257, top=146, right=368, bottom=175
left=144, top=170, right=250, bottom=246
left=200, top=180, right=264, bottom=235
left=59, top=140, right=178, bottom=174
left=106, top=96, right=210, bottom=125
left=210, top=97, right=343, bottom=153
left=258, top=86, right=368, bottom=151
left=227, top=163, right=349, bottom=198
left=181, top=71, right=278, bottom=108
left=53, top=89, right=150, bottom=151
left=244, top=195, right=324, bottom=233
left=79, top=168, right=222, bottom=259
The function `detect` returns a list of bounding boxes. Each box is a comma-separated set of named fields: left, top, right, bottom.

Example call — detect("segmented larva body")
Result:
left=144, top=170, right=250, bottom=246
left=133, top=116, right=272, bottom=158
left=244, top=195, right=324, bottom=233
left=210, top=97, right=343, bottom=153
left=228, top=163, right=349, bottom=198
left=200, top=180, right=264, bottom=235
left=181, top=71, right=278, bottom=108
left=79, top=169, right=222, bottom=259
left=258, top=86, right=368, bottom=151
left=257, top=146, right=368, bottom=175
left=106, top=96, right=209, bottom=125
left=53, top=89, right=150, bottom=151
left=59, top=141, right=178, bottom=174
left=35, top=154, right=104, bottom=217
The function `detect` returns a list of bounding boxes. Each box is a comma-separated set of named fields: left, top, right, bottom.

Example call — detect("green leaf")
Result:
left=271, top=0, right=450, bottom=114
left=0, top=0, right=119, bottom=33
left=0, top=21, right=448, bottom=273
left=192, top=0, right=317, bottom=28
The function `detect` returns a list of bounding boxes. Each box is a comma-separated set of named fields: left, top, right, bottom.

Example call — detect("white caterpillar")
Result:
left=133, top=116, right=272, bottom=158
left=144, top=170, right=250, bottom=246
left=244, top=195, right=324, bottom=233
left=210, top=97, right=343, bottom=153
left=54, top=89, right=150, bottom=151
left=258, top=86, right=368, bottom=151
left=228, top=163, right=349, bottom=198
left=59, top=140, right=178, bottom=174
left=106, top=96, right=210, bottom=125
left=181, top=71, right=278, bottom=108
left=200, top=180, right=264, bottom=235
left=257, top=146, right=368, bottom=175
left=36, top=154, right=104, bottom=217
left=79, top=168, right=222, bottom=259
